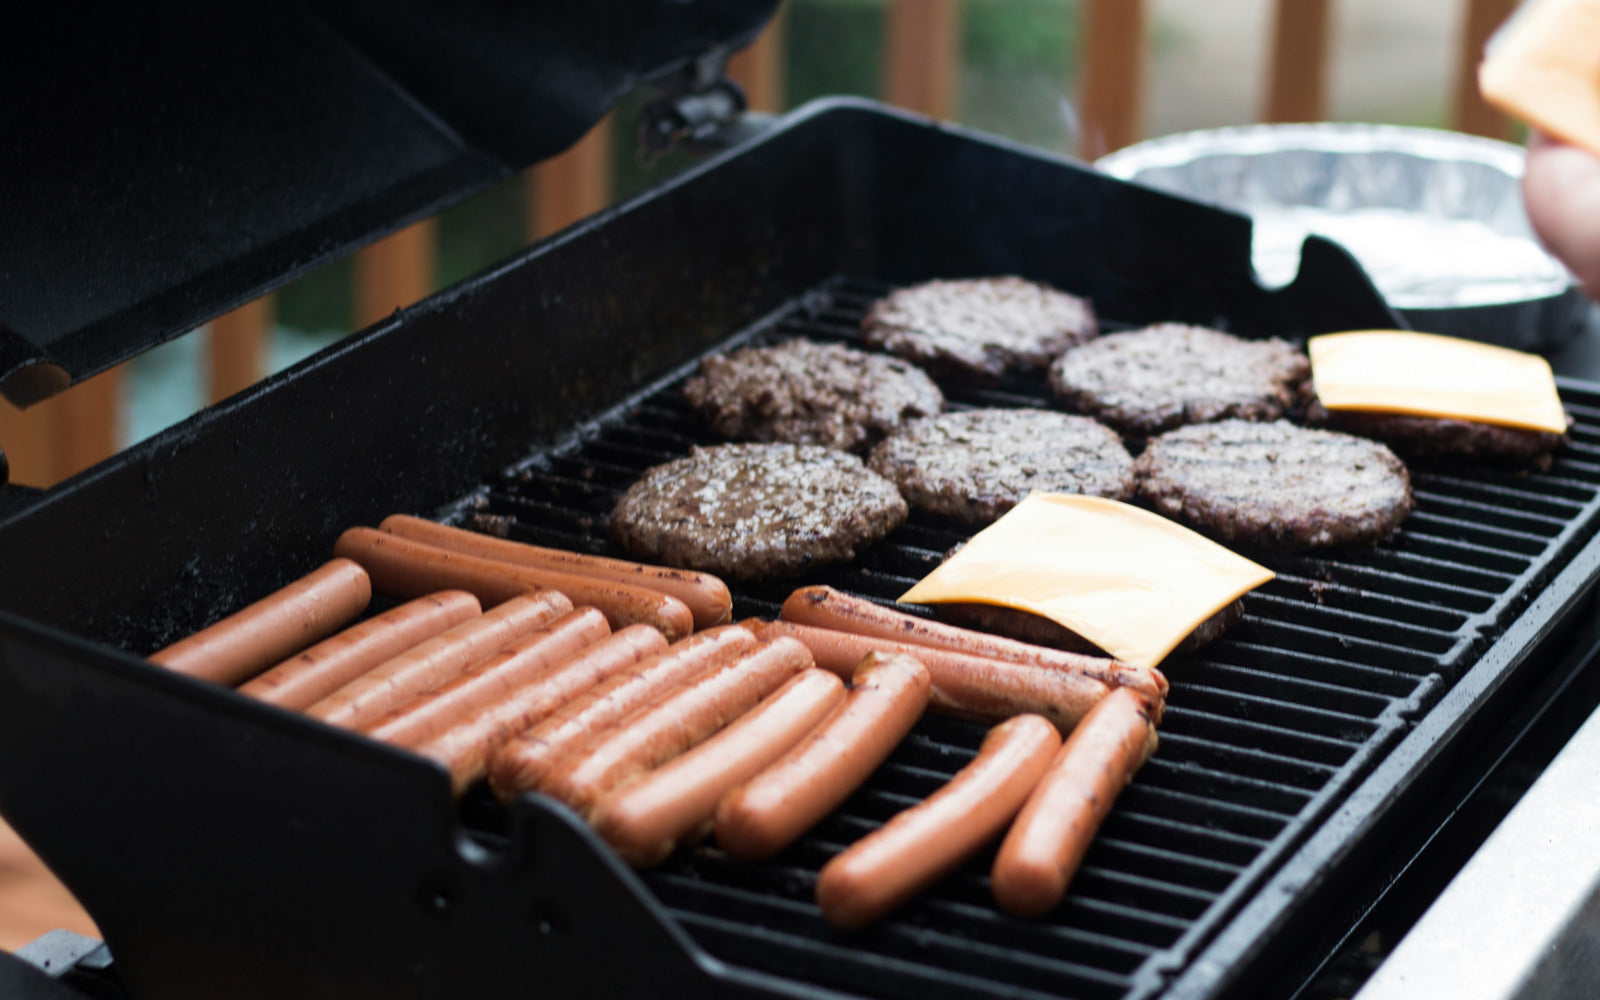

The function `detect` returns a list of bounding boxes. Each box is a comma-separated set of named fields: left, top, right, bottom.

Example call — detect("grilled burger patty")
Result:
left=1300, top=395, right=1568, bottom=467
left=866, top=408, right=1135, bottom=524
left=862, top=276, right=1097, bottom=381
left=683, top=339, right=944, bottom=453
left=610, top=443, right=908, bottom=581
left=1049, top=324, right=1309, bottom=437
left=938, top=598, right=1245, bottom=656
left=1134, top=419, right=1413, bottom=549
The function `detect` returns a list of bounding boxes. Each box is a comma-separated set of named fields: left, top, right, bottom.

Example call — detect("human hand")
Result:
left=1523, top=130, right=1600, bottom=300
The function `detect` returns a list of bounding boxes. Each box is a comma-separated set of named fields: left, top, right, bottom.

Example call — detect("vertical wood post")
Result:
left=207, top=296, right=273, bottom=403
left=353, top=219, right=437, bottom=330
left=728, top=4, right=788, bottom=113
left=0, top=366, right=122, bottom=488
left=528, top=117, right=615, bottom=241
left=1079, top=0, right=1146, bottom=159
left=1453, top=0, right=1519, bottom=138
left=883, top=0, right=961, bottom=120
left=1262, top=0, right=1334, bottom=123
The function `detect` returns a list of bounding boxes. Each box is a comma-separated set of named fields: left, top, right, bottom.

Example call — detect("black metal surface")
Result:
left=0, top=101, right=1589, bottom=1000
left=0, top=0, right=778, bottom=405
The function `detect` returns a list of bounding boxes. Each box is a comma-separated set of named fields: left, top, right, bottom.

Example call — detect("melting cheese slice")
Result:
left=1479, top=0, right=1600, bottom=157
left=1308, top=330, right=1567, bottom=434
left=899, top=494, right=1273, bottom=671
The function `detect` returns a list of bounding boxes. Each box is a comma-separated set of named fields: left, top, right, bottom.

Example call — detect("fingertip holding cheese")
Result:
left=1479, top=0, right=1600, bottom=158
left=1308, top=331, right=1567, bottom=434
left=899, top=494, right=1272, bottom=671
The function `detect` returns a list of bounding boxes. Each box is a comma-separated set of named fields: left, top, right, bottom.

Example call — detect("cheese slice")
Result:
left=899, top=494, right=1273, bottom=670
left=1479, top=0, right=1600, bottom=158
left=1308, top=330, right=1567, bottom=434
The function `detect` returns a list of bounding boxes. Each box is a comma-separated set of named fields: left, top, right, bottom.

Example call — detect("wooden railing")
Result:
left=0, top=0, right=1520, bottom=489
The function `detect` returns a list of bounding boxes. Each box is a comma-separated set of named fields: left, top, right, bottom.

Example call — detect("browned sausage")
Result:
left=149, top=558, right=372, bottom=686
left=333, top=526, right=694, bottom=641
left=415, top=624, right=669, bottom=795
left=380, top=514, right=733, bottom=630
left=991, top=687, right=1160, bottom=918
left=714, top=652, right=930, bottom=862
left=305, top=590, right=571, bottom=730
left=816, top=713, right=1061, bottom=930
left=539, top=636, right=812, bottom=818
left=366, top=606, right=611, bottom=747
left=487, top=625, right=759, bottom=802
left=239, top=591, right=481, bottom=709
left=593, top=669, right=846, bottom=867
left=754, top=620, right=1113, bottom=732
left=782, top=585, right=1167, bottom=704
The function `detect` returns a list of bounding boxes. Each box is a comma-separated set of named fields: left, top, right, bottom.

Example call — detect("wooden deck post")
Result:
left=1262, top=0, right=1333, bottom=123
left=353, top=220, right=437, bottom=330
left=207, top=296, right=273, bottom=403
left=1079, top=0, right=1146, bottom=159
left=0, top=366, right=122, bottom=488
left=529, top=117, right=615, bottom=241
left=883, top=0, right=961, bottom=120
left=1453, top=0, right=1518, bottom=138
left=729, top=4, right=787, bottom=114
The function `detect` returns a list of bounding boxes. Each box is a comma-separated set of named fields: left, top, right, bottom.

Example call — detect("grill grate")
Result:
left=459, top=275, right=1600, bottom=1000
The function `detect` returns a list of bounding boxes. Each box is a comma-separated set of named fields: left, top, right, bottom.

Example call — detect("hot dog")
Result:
left=488, top=624, right=759, bottom=803
left=816, top=713, right=1061, bottom=930
left=781, top=585, right=1167, bottom=704
left=239, top=591, right=481, bottom=709
left=149, top=558, right=372, bottom=686
left=991, top=687, right=1160, bottom=918
left=538, top=636, right=812, bottom=818
left=366, top=606, right=611, bottom=747
left=380, top=514, right=733, bottom=630
left=593, top=669, right=846, bottom=867
left=753, top=620, right=1112, bottom=732
left=306, top=590, right=571, bottom=730
left=714, top=652, right=930, bottom=863
left=333, top=526, right=694, bottom=641
left=415, top=624, right=669, bottom=795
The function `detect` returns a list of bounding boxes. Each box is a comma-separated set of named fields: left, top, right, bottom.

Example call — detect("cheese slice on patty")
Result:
left=1479, top=0, right=1600, bottom=158
left=1308, top=330, right=1567, bottom=434
left=900, top=494, right=1273, bottom=670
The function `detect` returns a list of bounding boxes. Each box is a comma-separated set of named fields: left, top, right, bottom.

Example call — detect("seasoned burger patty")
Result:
left=939, top=599, right=1244, bottom=656
left=867, top=409, right=1135, bottom=524
left=683, top=339, right=944, bottom=453
left=862, top=277, right=1098, bottom=381
left=1134, top=420, right=1412, bottom=549
left=1049, top=324, right=1310, bottom=437
left=1300, top=394, right=1568, bottom=467
left=610, top=443, right=908, bottom=581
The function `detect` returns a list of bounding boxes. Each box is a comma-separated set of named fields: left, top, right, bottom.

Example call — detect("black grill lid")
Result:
left=0, top=0, right=778, bottom=406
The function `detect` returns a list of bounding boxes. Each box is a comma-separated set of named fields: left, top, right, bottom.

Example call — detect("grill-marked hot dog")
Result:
left=239, top=591, right=481, bottom=709
left=149, top=558, right=372, bottom=686
left=416, top=624, right=669, bottom=794
left=488, top=625, right=759, bottom=802
left=333, top=526, right=694, bottom=641
left=781, top=585, right=1167, bottom=704
left=714, top=652, right=930, bottom=862
left=991, top=687, right=1160, bottom=918
left=593, top=669, right=846, bottom=867
left=539, top=636, right=812, bottom=817
left=816, top=713, right=1061, bottom=930
left=366, top=606, right=611, bottom=747
left=754, top=620, right=1112, bottom=732
left=306, top=590, right=571, bottom=730
left=380, top=514, right=733, bottom=630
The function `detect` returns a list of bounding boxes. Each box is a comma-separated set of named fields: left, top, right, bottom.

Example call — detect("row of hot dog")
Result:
left=145, top=516, right=1165, bottom=928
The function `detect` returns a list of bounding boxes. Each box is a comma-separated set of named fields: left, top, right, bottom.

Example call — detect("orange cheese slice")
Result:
left=899, top=494, right=1273, bottom=670
left=1308, top=330, right=1567, bottom=434
left=1479, top=0, right=1600, bottom=158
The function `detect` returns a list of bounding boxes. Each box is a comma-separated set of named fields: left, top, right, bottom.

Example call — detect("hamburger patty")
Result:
left=1049, top=324, right=1310, bottom=437
left=862, top=276, right=1097, bottom=381
left=938, top=598, right=1245, bottom=656
left=683, top=339, right=944, bottom=453
left=1300, top=394, right=1568, bottom=467
left=609, top=443, right=908, bottom=581
left=866, top=408, right=1135, bottom=524
left=1133, top=420, right=1413, bottom=549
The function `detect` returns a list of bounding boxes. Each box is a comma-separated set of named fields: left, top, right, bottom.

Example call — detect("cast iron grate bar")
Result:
left=459, top=274, right=1600, bottom=1000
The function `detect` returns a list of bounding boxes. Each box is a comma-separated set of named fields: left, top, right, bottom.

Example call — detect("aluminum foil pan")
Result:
left=1097, top=123, right=1587, bottom=350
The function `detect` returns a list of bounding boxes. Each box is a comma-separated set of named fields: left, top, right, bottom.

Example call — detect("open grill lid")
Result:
left=0, top=0, right=779, bottom=406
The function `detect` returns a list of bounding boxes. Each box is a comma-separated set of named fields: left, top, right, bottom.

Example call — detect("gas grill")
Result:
left=5, top=7, right=1600, bottom=999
